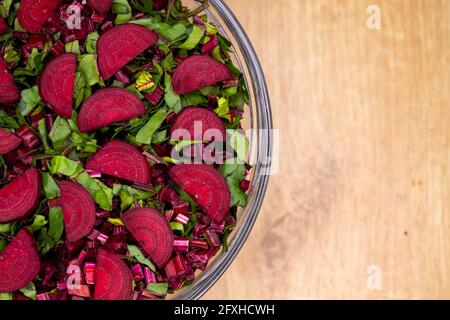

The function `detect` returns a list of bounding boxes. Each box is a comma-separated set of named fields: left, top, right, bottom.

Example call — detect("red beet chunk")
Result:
left=0, top=58, right=20, bottom=105
left=0, top=128, right=20, bottom=155
left=86, top=140, right=151, bottom=184
left=153, top=0, right=168, bottom=10
left=39, top=53, right=76, bottom=119
left=170, top=106, right=226, bottom=142
left=94, top=249, right=133, bottom=300
left=0, top=229, right=40, bottom=292
left=0, top=167, right=41, bottom=223
left=0, top=16, right=8, bottom=34
left=87, top=0, right=113, bottom=15
left=60, top=181, right=96, bottom=242
left=172, top=55, right=233, bottom=95
left=97, top=24, right=158, bottom=80
left=17, top=0, right=60, bottom=33
left=77, top=88, right=146, bottom=132
left=169, top=164, right=230, bottom=223
left=122, top=208, right=174, bottom=268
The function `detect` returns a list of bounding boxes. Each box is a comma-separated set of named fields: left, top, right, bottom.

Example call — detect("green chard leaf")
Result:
left=219, top=158, right=248, bottom=208
left=214, top=96, right=231, bottom=121
left=0, top=110, right=19, bottom=129
left=41, top=172, right=60, bottom=199
left=228, top=129, right=249, bottom=161
left=65, top=40, right=80, bottom=54
left=19, top=282, right=37, bottom=300
left=126, top=244, right=156, bottom=272
left=164, top=74, right=181, bottom=113
left=18, top=86, right=41, bottom=116
left=112, top=184, right=153, bottom=211
left=146, top=282, right=168, bottom=296
left=135, top=108, right=168, bottom=145
left=79, top=54, right=102, bottom=87
left=49, top=116, right=71, bottom=150
left=178, top=25, right=204, bottom=50
left=112, top=0, right=132, bottom=24
left=27, top=215, right=48, bottom=234
left=37, top=118, right=49, bottom=150
left=85, top=32, right=99, bottom=54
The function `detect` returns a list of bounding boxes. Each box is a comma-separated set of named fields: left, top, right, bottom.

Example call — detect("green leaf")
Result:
left=73, top=72, right=86, bottom=108
left=0, top=293, right=12, bottom=300
left=4, top=44, right=20, bottom=67
left=27, top=215, right=48, bottom=234
left=158, top=23, right=188, bottom=42
left=112, top=0, right=132, bottom=24
left=50, top=156, right=112, bottom=210
left=112, top=184, right=153, bottom=211
left=169, top=221, right=184, bottom=233
left=219, top=158, right=248, bottom=207
left=48, top=207, right=64, bottom=242
left=79, top=54, right=102, bottom=87
left=37, top=118, right=49, bottom=150
left=18, top=86, right=41, bottom=116
left=19, top=282, right=37, bottom=300
left=107, top=218, right=124, bottom=226
left=151, top=129, right=167, bottom=144
left=178, top=25, right=204, bottom=50
left=41, top=172, right=60, bottom=199
left=181, top=92, right=207, bottom=107
left=49, top=116, right=71, bottom=150
left=126, top=244, right=156, bottom=272
left=85, top=32, right=99, bottom=54
left=0, top=0, right=13, bottom=18
left=214, top=96, right=231, bottom=121
left=146, top=282, right=168, bottom=296
left=135, top=109, right=168, bottom=145
left=164, top=74, right=181, bottom=113
left=0, top=110, right=18, bottom=129
left=228, top=129, right=249, bottom=161
left=65, top=40, right=80, bottom=54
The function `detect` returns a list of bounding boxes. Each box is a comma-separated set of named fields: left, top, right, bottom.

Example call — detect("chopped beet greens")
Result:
left=0, top=0, right=250, bottom=300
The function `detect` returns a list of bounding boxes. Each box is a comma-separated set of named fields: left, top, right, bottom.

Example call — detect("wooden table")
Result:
left=204, top=0, right=450, bottom=299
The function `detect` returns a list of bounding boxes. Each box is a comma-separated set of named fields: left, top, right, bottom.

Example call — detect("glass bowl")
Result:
left=172, top=0, right=273, bottom=300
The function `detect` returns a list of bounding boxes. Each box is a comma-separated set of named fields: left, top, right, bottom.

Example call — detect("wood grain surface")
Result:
left=203, top=0, right=450, bottom=299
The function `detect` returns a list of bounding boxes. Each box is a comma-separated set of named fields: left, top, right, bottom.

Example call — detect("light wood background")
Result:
left=203, top=0, right=450, bottom=299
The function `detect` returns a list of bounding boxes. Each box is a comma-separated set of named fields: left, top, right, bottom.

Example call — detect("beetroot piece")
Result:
left=97, top=24, right=158, bottom=80
left=94, top=249, right=133, bottom=300
left=122, top=208, right=174, bottom=268
left=0, top=58, right=20, bottom=105
left=60, top=181, right=96, bottom=242
left=170, top=106, right=226, bottom=142
left=169, top=164, right=230, bottom=223
left=0, top=229, right=40, bottom=292
left=17, top=0, right=60, bottom=33
left=39, top=53, right=77, bottom=119
left=86, top=140, right=151, bottom=184
left=0, top=129, right=21, bottom=155
left=153, top=0, right=168, bottom=10
left=0, top=16, right=8, bottom=34
left=87, top=0, right=113, bottom=15
left=172, top=55, right=233, bottom=95
left=77, top=88, right=146, bottom=132
left=0, top=167, right=41, bottom=223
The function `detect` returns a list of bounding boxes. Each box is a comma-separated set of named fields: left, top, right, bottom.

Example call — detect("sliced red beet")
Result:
left=170, top=106, right=226, bottom=142
left=17, top=0, right=60, bottom=33
left=39, top=53, right=77, bottom=118
left=86, top=140, right=151, bottom=184
left=87, top=0, right=113, bottom=15
left=0, top=16, right=8, bottom=34
left=169, top=164, right=230, bottom=223
left=172, top=55, right=233, bottom=95
left=0, top=167, right=41, bottom=223
left=0, top=58, right=20, bottom=105
left=60, top=181, right=96, bottom=242
left=0, top=229, right=40, bottom=292
left=0, top=128, right=21, bottom=155
left=77, top=88, right=146, bottom=132
left=94, top=249, right=133, bottom=300
left=122, top=208, right=174, bottom=268
left=97, top=24, right=158, bottom=80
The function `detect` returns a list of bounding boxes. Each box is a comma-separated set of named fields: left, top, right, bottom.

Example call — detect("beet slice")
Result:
left=0, top=229, right=40, bottom=292
left=0, top=167, right=41, bottom=223
left=0, top=128, right=21, bottom=155
left=0, top=58, right=20, bottom=105
left=17, top=0, right=60, bottom=33
left=86, top=140, right=151, bottom=184
left=122, top=208, right=174, bottom=268
left=169, top=164, right=230, bottom=223
left=97, top=24, right=158, bottom=80
left=39, top=53, right=77, bottom=119
left=60, top=181, right=96, bottom=242
left=170, top=106, right=226, bottom=142
left=172, top=55, right=233, bottom=95
left=87, top=0, right=113, bottom=15
left=77, top=88, right=146, bottom=132
left=94, top=249, right=133, bottom=300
